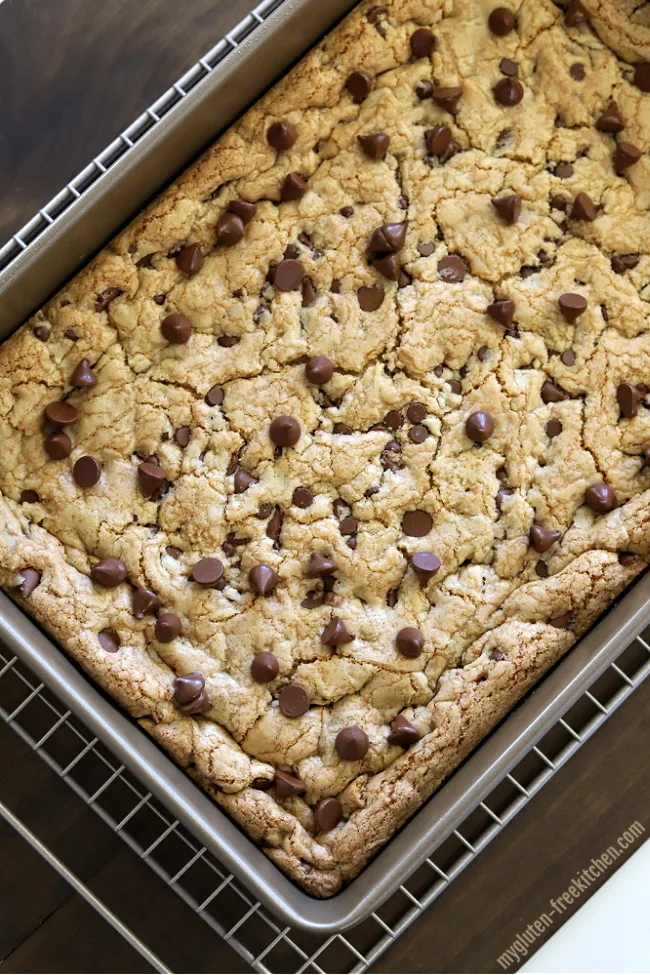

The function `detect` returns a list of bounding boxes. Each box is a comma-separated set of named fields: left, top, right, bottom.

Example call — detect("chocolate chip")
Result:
left=541, top=381, right=568, bottom=404
left=388, top=714, right=421, bottom=747
left=369, top=222, right=408, bottom=255
left=20, top=490, right=40, bottom=503
left=487, top=299, right=515, bottom=328
left=256, top=502, right=273, bottom=520
left=405, top=402, right=426, bottom=424
left=411, top=552, right=440, bottom=581
left=45, top=402, right=77, bottom=426
left=330, top=279, right=342, bottom=295
left=614, top=142, right=642, bottom=174
left=560, top=349, right=576, bottom=366
left=584, top=483, right=617, bottom=513
left=217, top=212, right=245, bottom=246
left=98, top=629, right=120, bottom=653
left=336, top=725, right=369, bottom=760
left=251, top=651, right=279, bottom=683
left=465, top=411, right=495, bottom=443
left=416, top=79, right=434, bottom=100
left=274, top=770, right=306, bottom=798
left=306, top=553, right=337, bottom=578
left=95, top=287, right=123, bottom=311
left=333, top=422, right=353, bottom=435
left=274, top=259, right=303, bottom=292
left=619, top=552, right=637, bottom=566
left=73, top=455, right=102, bottom=487
left=249, top=564, right=278, bottom=595
left=438, top=254, right=467, bottom=282
left=416, top=243, right=434, bottom=260
left=205, top=385, right=224, bottom=406
left=488, top=7, right=516, bottom=35
left=192, top=557, right=224, bottom=586
left=570, top=63, right=585, bottom=81
left=558, top=293, right=587, bottom=323
left=305, top=356, right=334, bottom=385
left=633, top=63, right=650, bottom=92
left=175, top=243, right=203, bottom=276
left=410, top=27, right=435, bottom=58
left=173, top=426, right=190, bottom=449
left=447, top=379, right=462, bottom=395
left=536, top=560, right=550, bottom=578
left=267, top=120, right=297, bottom=151
left=545, top=418, right=563, bottom=438
left=161, top=313, right=192, bottom=344
left=228, top=200, right=257, bottom=224
left=425, top=124, right=453, bottom=158
left=314, top=797, right=342, bottom=831
left=292, top=487, right=313, bottom=508
left=373, top=252, right=401, bottom=280
left=340, top=206, right=354, bottom=218
left=346, top=71, right=373, bottom=103
left=529, top=525, right=561, bottom=553
left=44, top=432, right=72, bottom=460
left=174, top=672, right=211, bottom=715
left=279, top=684, right=310, bottom=717
left=137, top=461, right=166, bottom=499
left=395, top=626, right=424, bottom=658
left=322, top=616, right=354, bottom=646
left=132, top=587, right=160, bottom=619
left=155, top=613, right=182, bottom=643
left=571, top=192, right=597, bottom=221
left=153, top=294, right=166, bottom=305
left=91, top=557, right=127, bottom=588
left=357, top=284, right=385, bottom=311
left=432, top=86, right=463, bottom=113
left=551, top=194, right=568, bottom=210
left=17, top=568, right=41, bottom=598
left=407, top=424, right=428, bottom=444
left=166, top=546, right=181, bottom=559
left=300, top=277, right=317, bottom=308
left=339, top=516, right=357, bottom=536
left=493, top=78, right=524, bottom=106
left=611, top=253, right=639, bottom=274
left=269, top=415, right=300, bottom=447
left=234, top=469, right=258, bottom=493
left=595, top=101, right=624, bottom=134
left=549, top=613, right=572, bottom=629
left=281, top=173, right=309, bottom=202
left=491, top=193, right=522, bottom=224
left=565, top=0, right=589, bottom=26
left=64, top=329, right=79, bottom=341
left=478, top=346, right=489, bottom=362
left=382, top=410, right=402, bottom=430
left=358, top=133, right=393, bottom=168
left=554, top=163, right=574, bottom=181
left=617, top=382, right=642, bottom=419
left=367, top=5, right=386, bottom=23
left=402, top=510, right=433, bottom=537
left=500, top=58, right=518, bottom=76
left=32, top=325, right=50, bottom=342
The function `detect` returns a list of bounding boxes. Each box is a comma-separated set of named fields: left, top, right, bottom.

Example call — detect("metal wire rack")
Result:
left=2, top=626, right=650, bottom=973
left=2, top=0, right=650, bottom=969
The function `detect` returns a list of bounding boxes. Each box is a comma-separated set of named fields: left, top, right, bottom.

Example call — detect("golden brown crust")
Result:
left=0, top=0, right=649, bottom=895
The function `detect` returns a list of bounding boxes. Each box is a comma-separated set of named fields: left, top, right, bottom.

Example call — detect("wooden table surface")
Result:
left=1, top=0, right=648, bottom=971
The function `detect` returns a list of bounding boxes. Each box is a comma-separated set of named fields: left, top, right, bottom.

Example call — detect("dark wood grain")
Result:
left=0, top=0, right=254, bottom=242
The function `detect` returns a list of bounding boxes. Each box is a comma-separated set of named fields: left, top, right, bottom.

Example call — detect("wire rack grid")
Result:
left=2, top=626, right=650, bottom=974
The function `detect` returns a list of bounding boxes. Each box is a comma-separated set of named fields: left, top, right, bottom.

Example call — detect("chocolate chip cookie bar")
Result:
left=1, top=0, right=650, bottom=896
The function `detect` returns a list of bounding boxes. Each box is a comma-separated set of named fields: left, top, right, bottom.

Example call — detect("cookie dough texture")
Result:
left=1, top=0, right=649, bottom=896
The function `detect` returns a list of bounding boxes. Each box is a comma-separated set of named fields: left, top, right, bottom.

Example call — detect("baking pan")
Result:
left=2, top=0, right=650, bottom=934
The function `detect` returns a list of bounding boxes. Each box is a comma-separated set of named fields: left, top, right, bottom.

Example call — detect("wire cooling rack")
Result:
left=2, top=626, right=650, bottom=974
